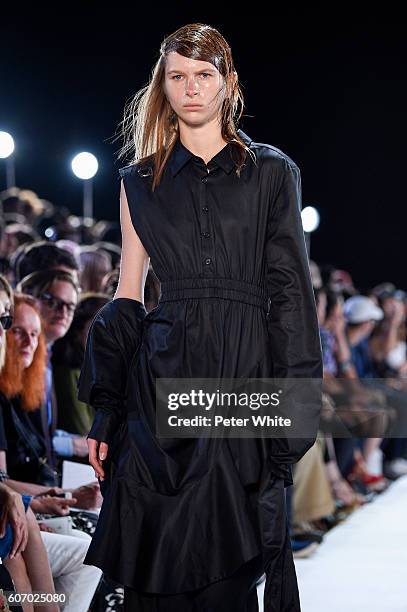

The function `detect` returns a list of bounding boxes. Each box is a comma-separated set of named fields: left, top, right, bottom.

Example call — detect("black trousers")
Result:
left=123, top=554, right=263, bottom=611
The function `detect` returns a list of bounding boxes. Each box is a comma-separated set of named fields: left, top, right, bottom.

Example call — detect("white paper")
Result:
left=62, top=460, right=96, bottom=489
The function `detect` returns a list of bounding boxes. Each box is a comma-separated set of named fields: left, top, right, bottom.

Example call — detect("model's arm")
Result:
left=265, top=158, right=323, bottom=463
left=114, top=180, right=150, bottom=301
left=265, top=158, right=322, bottom=378
left=77, top=177, right=149, bottom=479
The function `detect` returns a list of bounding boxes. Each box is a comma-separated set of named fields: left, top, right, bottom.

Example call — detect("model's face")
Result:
left=164, top=51, right=228, bottom=128
left=11, top=304, right=41, bottom=369
left=37, top=280, right=77, bottom=343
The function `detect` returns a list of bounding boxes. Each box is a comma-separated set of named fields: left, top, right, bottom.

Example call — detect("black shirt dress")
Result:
left=77, top=129, right=323, bottom=612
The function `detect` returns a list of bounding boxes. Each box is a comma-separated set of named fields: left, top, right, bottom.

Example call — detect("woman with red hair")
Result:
left=0, top=280, right=60, bottom=612
left=0, top=291, right=103, bottom=612
left=0, top=294, right=56, bottom=486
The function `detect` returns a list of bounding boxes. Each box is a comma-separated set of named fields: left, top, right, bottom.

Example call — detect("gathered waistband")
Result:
left=159, top=277, right=270, bottom=312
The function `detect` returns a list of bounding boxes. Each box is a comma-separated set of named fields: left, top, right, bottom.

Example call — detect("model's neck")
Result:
left=178, top=121, right=228, bottom=165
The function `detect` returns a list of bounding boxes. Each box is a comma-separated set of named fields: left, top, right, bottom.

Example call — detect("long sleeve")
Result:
left=77, top=298, right=147, bottom=444
left=265, top=157, right=323, bottom=464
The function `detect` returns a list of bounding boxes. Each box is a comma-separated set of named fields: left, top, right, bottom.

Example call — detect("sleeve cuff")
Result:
left=86, top=409, right=120, bottom=444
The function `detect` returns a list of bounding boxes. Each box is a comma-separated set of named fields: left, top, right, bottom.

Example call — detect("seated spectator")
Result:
left=0, top=483, right=60, bottom=612
left=344, top=295, right=407, bottom=479
left=16, top=270, right=89, bottom=464
left=0, top=188, right=45, bottom=227
left=2, top=224, right=39, bottom=259
left=100, top=268, right=119, bottom=298
left=94, top=241, right=121, bottom=269
left=369, top=287, right=407, bottom=380
left=1, top=291, right=97, bottom=483
left=314, top=286, right=367, bottom=506
left=0, top=293, right=57, bottom=487
left=79, top=247, right=112, bottom=293
left=343, top=295, right=384, bottom=378
left=52, top=293, right=110, bottom=435
left=12, top=241, right=79, bottom=286
left=0, top=276, right=102, bottom=610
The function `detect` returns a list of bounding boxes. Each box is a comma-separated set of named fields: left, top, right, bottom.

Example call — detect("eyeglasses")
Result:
left=0, top=315, right=13, bottom=330
left=39, top=293, right=76, bottom=315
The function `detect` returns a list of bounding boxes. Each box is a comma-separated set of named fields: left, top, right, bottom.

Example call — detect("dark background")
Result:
left=1, top=5, right=405, bottom=290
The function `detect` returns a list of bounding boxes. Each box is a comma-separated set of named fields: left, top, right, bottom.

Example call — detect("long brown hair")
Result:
left=117, top=23, right=255, bottom=191
left=0, top=293, right=47, bottom=411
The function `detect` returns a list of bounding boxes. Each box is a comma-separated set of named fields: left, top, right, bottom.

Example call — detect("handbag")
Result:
left=9, top=404, right=60, bottom=487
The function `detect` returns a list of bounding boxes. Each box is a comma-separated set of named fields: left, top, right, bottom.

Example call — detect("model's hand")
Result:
left=88, top=438, right=109, bottom=481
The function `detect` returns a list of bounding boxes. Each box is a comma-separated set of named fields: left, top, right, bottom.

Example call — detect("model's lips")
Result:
left=183, top=104, right=203, bottom=109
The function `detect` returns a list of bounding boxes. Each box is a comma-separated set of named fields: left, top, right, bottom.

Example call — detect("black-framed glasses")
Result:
left=39, top=292, right=76, bottom=315
left=0, top=315, right=13, bottom=330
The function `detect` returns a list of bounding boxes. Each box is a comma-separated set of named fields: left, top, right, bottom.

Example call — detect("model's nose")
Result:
left=185, top=78, right=199, bottom=97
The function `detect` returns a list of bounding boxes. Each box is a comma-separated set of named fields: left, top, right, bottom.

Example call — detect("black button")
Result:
left=201, top=176, right=208, bottom=183
left=204, top=257, right=212, bottom=265
left=202, top=206, right=209, bottom=212
left=201, top=231, right=210, bottom=238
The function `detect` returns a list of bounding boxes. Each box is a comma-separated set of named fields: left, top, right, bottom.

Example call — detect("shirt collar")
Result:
left=169, top=129, right=253, bottom=177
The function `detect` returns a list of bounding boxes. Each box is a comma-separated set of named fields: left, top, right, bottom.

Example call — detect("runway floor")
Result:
left=257, top=475, right=407, bottom=612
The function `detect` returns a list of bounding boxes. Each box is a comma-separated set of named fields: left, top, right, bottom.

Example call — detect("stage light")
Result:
left=301, top=206, right=320, bottom=233
left=71, top=152, right=99, bottom=218
left=0, top=132, right=15, bottom=159
left=71, top=152, right=98, bottom=180
left=0, top=131, right=16, bottom=188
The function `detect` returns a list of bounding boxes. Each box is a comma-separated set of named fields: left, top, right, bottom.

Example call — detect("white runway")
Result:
left=257, top=475, right=407, bottom=612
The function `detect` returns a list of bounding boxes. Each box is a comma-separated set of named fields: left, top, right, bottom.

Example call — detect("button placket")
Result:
left=199, top=169, right=214, bottom=276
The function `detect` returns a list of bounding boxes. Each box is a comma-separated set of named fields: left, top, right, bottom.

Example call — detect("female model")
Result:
left=78, top=23, right=322, bottom=612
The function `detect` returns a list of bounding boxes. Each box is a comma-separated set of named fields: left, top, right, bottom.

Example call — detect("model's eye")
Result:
left=172, top=75, right=183, bottom=80
left=201, top=72, right=211, bottom=78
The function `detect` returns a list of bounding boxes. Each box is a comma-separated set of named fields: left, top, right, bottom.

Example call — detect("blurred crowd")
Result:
left=287, top=264, right=407, bottom=559
left=0, top=185, right=406, bottom=609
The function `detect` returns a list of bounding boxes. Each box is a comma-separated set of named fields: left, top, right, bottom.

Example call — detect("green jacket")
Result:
left=53, top=365, right=95, bottom=436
